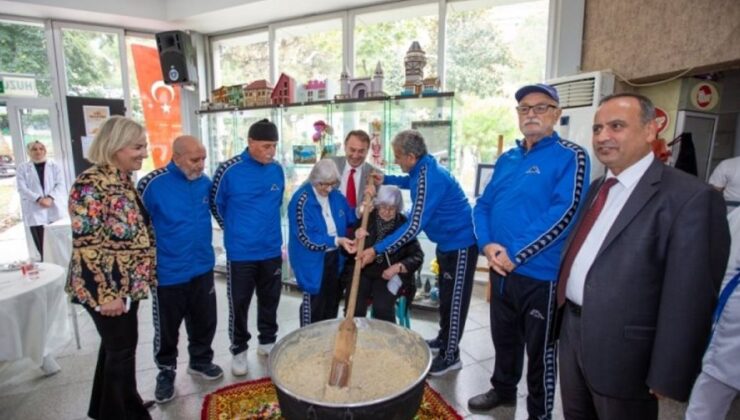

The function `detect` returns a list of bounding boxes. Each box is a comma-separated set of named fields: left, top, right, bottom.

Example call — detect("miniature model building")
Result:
left=271, top=73, right=296, bottom=105
left=402, top=41, right=428, bottom=96
left=227, top=85, right=244, bottom=106
left=211, top=86, right=228, bottom=104
left=296, top=79, right=334, bottom=103
left=422, top=77, right=440, bottom=94
left=304, top=79, right=332, bottom=102
left=243, top=79, right=273, bottom=107
left=335, top=61, right=385, bottom=99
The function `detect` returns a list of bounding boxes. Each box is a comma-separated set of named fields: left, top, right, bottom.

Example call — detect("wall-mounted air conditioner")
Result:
left=547, top=70, right=615, bottom=180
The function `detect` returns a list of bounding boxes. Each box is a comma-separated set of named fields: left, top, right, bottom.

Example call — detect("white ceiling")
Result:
left=0, top=0, right=399, bottom=33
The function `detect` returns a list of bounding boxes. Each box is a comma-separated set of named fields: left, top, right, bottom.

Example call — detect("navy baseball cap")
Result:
left=515, top=83, right=559, bottom=103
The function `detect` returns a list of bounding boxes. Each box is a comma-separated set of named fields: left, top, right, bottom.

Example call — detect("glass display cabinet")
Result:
left=198, top=92, right=454, bottom=292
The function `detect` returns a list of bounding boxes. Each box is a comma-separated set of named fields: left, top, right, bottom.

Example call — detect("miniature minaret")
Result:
left=404, top=41, right=427, bottom=87
left=339, top=68, right=350, bottom=98
left=372, top=61, right=384, bottom=96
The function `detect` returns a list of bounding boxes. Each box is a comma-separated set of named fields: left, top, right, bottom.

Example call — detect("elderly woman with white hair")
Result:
left=352, top=185, right=424, bottom=323
left=288, top=158, right=357, bottom=326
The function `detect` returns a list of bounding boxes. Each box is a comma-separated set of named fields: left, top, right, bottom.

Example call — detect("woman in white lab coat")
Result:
left=16, top=141, right=67, bottom=259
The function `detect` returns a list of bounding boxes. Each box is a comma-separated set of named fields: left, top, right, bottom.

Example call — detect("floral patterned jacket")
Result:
left=65, top=164, right=157, bottom=308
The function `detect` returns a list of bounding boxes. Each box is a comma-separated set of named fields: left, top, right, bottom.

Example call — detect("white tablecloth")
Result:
left=0, top=263, right=71, bottom=383
left=44, top=217, right=72, bottom=268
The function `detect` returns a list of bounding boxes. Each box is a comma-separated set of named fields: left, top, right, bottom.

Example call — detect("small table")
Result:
left=44, top=217, right=72, bottom=269
left=0, top=263, right=71, bottom=385
left=42, top=217, right=82, bottom=350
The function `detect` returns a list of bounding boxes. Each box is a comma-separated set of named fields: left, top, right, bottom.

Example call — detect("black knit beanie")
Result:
left=248, top=119, right=279, bottom=141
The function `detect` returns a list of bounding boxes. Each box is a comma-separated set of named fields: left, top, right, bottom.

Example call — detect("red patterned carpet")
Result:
left=201, top=377, right=462, bottom=419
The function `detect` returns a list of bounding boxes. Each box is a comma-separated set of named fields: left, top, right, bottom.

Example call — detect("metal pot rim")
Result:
left=269, top=318, right=432, bottom=408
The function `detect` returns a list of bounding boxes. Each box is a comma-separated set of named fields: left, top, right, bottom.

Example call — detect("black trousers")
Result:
left=433, top=244, right=477, bottom=362
left=29, top=225, right=44, bottom=259
left=152, top=271, right=217, bottom=370
left=300, top=251, right=339, bottom=326
left=489, top=271, right=557, bottom=420
left=353, top=272, right=397, bottom=323
left=559, top=302, right=658, bottom=420
left=84, top=301, right=151, bottom=420
left=228, top=257, right=282, bottom=355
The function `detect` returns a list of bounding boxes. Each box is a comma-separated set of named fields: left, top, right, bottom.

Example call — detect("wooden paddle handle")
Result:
left=344, top=190, right=374, bottom=319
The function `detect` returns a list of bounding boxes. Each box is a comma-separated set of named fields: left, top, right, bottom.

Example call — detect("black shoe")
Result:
left=187, top=363, right=224, bottom=380
left=427, top=354, right=462, bottom=376
left=425, top=338, right=443, bottom=356
left=468, top=388, right=516, bottom=411
left=154, top=370, right=176, bottom=404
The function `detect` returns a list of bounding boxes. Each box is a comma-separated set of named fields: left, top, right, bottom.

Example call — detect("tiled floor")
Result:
left=0, top=275, right=738, bottom=419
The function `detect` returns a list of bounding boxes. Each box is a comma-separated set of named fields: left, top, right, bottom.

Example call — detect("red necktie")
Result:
left=346, top=168, right=357, bottom=208
left=557, top=177, right=619, bottom=306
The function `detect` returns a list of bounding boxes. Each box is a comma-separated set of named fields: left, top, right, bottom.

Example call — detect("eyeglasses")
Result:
left=317, top=181, right=338, bottom=189
left=515, top=104, right=558, bottom=115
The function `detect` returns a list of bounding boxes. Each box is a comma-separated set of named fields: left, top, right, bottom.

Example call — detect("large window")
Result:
left=61, top=27, right=124, bottom=98
left=446, top=0, right=549, bottom=193
left=0, top=19, right=52, bottom=97
left=354, top=4, right=439, bottom=95
left=204, top=1, right=551, bottom=194
left=276, top=18, right=342, bottom=85
left=212, top=31, right=269, bottom=88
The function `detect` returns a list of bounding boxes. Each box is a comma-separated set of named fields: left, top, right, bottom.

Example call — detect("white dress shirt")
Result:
left=313, top=187, right=338, bottom=250
left=339, top=162, right=362, bottom=205
left=566, top=152, right=655, bottom=305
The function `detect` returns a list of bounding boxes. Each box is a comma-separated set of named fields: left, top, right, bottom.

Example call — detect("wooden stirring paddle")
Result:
left=328, top=190, right=374, bottom=388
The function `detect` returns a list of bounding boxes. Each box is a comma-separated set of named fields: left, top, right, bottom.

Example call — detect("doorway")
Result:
left=0, top=98, right=65, bottom=263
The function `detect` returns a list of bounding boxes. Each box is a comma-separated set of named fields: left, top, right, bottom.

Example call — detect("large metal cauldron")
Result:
left=269, top=318, right=431, bottom=420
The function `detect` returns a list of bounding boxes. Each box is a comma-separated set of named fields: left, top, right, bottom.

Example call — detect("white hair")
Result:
left=308, top=158, right=341, bottom=185
left=374, top=185, right=403, bottom=211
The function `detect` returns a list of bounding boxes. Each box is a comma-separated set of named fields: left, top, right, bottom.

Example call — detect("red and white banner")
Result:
left=131, top=44, right=182, bottom=169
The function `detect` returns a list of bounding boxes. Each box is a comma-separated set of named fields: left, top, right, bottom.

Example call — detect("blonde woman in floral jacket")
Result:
left=66, top=116, right=156, bottom=420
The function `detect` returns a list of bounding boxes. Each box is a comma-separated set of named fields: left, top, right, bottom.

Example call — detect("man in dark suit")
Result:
left=330, top=129, right=379, bottom=215
left=330, top=129, right=379, bottom=317
left=556, top=93, right=730, bottom=420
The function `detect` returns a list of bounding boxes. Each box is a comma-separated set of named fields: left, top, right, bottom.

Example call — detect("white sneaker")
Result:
left=257, top=342, right=274, bottom=357
left=231, top=350, right=248, bottom=376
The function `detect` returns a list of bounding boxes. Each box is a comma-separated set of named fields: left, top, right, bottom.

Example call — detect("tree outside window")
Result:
left=212, top=31, right=269, bottom=88
left=0, top=19, right=52, bottom=98
left=354, top=4, right=438, bottom=95
left=446, top=0, right=548, bottom=194
left=61, top=28, right=123, bottom=99
left=276, top=18, right=342, bottom=85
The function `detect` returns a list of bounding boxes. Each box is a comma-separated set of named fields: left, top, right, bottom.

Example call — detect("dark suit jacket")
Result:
left=329, top=156, right=379, bottom=206
left=562, top=158, right=730, bottom=401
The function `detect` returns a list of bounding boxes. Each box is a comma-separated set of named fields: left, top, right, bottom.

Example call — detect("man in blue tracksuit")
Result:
left=469, top=84, right=590, bottom=419
left=138, top=135, right=222, bottom=404
left=210, top=119, right=285, bottom=377
left=358, top=129, right=477, bottom=376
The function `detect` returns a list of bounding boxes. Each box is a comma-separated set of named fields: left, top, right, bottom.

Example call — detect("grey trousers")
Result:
left=686, top=372, right=738, bottom=420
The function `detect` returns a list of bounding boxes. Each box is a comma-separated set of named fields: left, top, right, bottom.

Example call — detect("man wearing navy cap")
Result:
left=469, top=83, right=590, bottom=418
left=210, top=119, right=285, bottom=376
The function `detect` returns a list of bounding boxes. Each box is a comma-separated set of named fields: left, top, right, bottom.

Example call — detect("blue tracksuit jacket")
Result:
left=137, top=161, right=214, bottom=286
left=288, top=183, right=356, bottom=295
left=474, top=132, right=590, bottom=281
left=210, top=150, right=285, bottom=262
left=375, top=154, right=476, bottom=254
